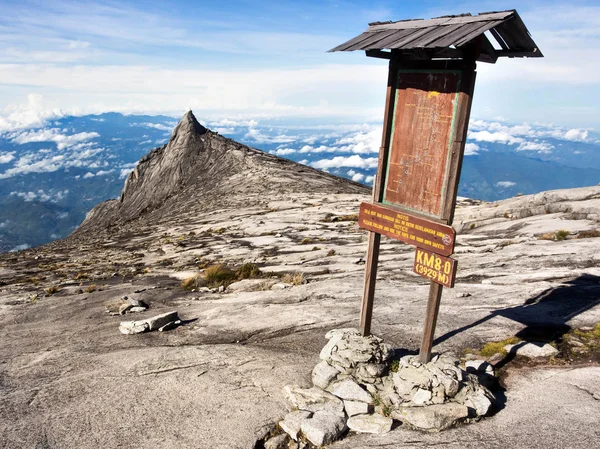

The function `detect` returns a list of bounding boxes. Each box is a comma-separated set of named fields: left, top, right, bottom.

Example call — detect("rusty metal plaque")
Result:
left=413, top=247, right=458, bottom=288
left=383, top=70, right=461, bottom=218
left=358, top=202, right=455, bottom=256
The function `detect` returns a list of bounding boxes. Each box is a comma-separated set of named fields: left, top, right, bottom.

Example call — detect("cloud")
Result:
left=10, top=189, right=69, bottom=202
left=464, top=143, right=479, bottom=156
left=0, top=151, right=16, bottom=163
left=517, top=141, right=554, bottom=153
left=131, top=122, right=174, bottom=131
left=351, top=173, right=365, bottom=182
left=495, top=181, right=516, bottom=188
left=269, top=148, right=296, bottom=156
left=468, top=130, right=524, bottom=145
left=564, top=129, right=588, bottom=141
left=365, top=175, right=374, bottom=184
left=10, top=128, right=99, bottom=149
left=0, top=94, right=64, bottom=133
left=83, top=172, right=95, bottom=178
left=10, top=243, right=30, bottom=252
left=310, top=155, right=378, bottom=170
left=244, top=126, right=297, bottom=144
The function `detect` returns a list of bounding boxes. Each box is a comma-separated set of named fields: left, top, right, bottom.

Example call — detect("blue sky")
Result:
left=0, top=0, right=599, bottom=131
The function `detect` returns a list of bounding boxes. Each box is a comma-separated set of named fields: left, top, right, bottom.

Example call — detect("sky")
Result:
left=0, top=0, right=599, bottom=132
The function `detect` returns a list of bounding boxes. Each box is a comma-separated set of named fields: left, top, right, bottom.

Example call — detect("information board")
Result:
left=358, top=202, right=455, bottom=256
left=383, top=70, right=461, bottom=218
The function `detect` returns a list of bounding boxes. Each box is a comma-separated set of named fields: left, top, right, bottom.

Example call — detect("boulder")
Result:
left=299, top=411, right=347, bottom=447
left=411, top=388, right=432, bottom=405
left=279, top=410, right=312, bottom=441
left=264, top=434, right=288, bottom=449
left=330, top=379, right=372, bottom=403
left=312, top=361, right=340, bottom=389
left=343, top=400, right=371, bottom=417
left=505, top=342, right=559, bottom=359
left=347, top=414, right=393, bottom=434
left=466, top=389, right=493, bottom=416
left=393, top=403, right=469, bottom=431
left=283, top=386, right=344, bottom=414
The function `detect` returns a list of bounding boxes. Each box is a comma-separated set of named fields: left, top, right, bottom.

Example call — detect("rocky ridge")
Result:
left=0, top=112, right=599, bottom=448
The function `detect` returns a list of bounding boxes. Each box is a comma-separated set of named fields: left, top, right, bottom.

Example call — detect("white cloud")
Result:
left=365, top=175, right=374, bottom=184
left=120, top=168, right=132, bottom=178
left=464, top=143, right=479, bottom=156
left=269, top=148, right=296, bottom=156
left=468, top=130, right=524, bottom=145
left=95, top=169, right=114, bottom=176
left=351, top=173, right=365, bottom=182
left=131, top=122, right=173, bottom=131
left=310, top=155, right=378, bottom=170
left=244, top=126, right=296, bottom=144
left=0, top=151, right=16, bottom=163
left=10, top=189, right=69, bottom=202
left=564, top=129, right=588, bottom=141
left=10, top=243, right=30, bottom=252
left=83, top=172, right=95, bottom=178
left=496, top=181, right=516, bottom=188
left=347, top=169, right=357, bottom=176
left=517, top=141, right=554, bottom=153
left=10, top=128, right=99, bottom=149
left=0, top=94, right=64, bottom=133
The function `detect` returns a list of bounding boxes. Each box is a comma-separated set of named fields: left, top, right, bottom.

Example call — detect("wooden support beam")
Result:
left=419, top=282, right=444, bottom=362
left=360, top=59, right=398, bottom=336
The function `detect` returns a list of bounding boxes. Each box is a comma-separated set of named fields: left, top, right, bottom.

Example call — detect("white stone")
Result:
left=271, top=283, right=292, bottom=290
left=300, top=411, right=346, bottom=447
left=343, top=400, right=370, bottom=417
left=411, top=388, right=432, bottom=405
left=279, top=410, right=312, bottom=441
left=312, top=361, right=340, bottom=389
left=347, top=414, right=393, bottom=434
left=465, top=360, right=494, bottom=374
left=331, top=379, right=372, bottom=403
left=393, top=403, right=469, bottom=431
left=283, top=385, right=344, bottom=414
left=466, top=390, right=492, bottom=416
left=505, top=342, right=559, bottom=359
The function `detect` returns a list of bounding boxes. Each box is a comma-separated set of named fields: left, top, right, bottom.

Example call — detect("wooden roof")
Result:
left=329, top=10, right=542, bottom=63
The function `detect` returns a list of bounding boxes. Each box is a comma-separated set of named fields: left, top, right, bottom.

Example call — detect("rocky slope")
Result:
left=0, top=112, right=599, bottom=449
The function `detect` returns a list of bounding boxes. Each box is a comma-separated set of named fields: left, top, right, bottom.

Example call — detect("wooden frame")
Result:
left=360, top=57, right=477, bottom=362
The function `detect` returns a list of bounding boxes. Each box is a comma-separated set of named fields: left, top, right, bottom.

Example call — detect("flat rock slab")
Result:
left=392, top=403, right=469, bottom=432
left=119, top=311, right=179, bottom=334
left=330, top=379, right=372, bottom=403
left=300, top=410, right=347, bottom=447
left=279, top=410, right=312, bottom=441
left=283, top=386, right=344, bottom=414
left=347, top=414, right=393, bottom=434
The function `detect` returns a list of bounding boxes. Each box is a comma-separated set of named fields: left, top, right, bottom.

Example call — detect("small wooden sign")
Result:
left=413, top=248, right=457, bottom=288
left=358, top=202, right=455, bottom=256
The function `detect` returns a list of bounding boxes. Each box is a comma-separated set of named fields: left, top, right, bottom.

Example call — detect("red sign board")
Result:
left=358, top=202, right=455, bottom=256
left=383, top=70, right=462, bottom=218
left=413, top=248, right=457, bottom=288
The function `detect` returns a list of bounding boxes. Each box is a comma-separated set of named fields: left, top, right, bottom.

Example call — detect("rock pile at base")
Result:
left=270, top=329, right=497, bottom=447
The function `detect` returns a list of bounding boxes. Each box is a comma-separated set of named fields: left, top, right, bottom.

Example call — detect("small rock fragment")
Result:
left=411, top=388, right=432, bottom=405
left=331, top=379, right=372, bottom=403
left=343, top=400, right=371, bottom=417
left=347, top=413, right=393, bottom=434
left=129, top=306, right=147, bottom=313
left=264, top=434, right=288, bottom=449
left=505, top=342, right=559, bottom=359
left=312, top=361, right=340, bottom=389
left=279, top=410, right=312, bottom=441
left=283, top=386, right=344, bottom=414
left=300, top=410, right=346, bottom=447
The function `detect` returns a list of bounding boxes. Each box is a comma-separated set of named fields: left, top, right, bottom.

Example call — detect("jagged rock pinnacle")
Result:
left=76, top=110, right=368, bottom=231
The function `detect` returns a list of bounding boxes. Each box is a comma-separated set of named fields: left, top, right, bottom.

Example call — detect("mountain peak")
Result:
left=77, top=112, right=367, bottom=231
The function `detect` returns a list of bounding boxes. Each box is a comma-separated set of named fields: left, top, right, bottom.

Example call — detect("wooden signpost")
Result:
left=330, top=10, right=542, bottom=363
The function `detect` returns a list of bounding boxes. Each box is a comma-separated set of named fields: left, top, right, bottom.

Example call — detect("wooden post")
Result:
left=418, top=61, right=477, bottom=363
left=360, top=59, right=398, bottom=336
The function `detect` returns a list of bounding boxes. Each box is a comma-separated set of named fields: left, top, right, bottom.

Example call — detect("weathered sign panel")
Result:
left=383, top=70, right=462, bottom=218
left=413, top=248, right=457, bottom=288
left=358, top=202, right=455, bottom=256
